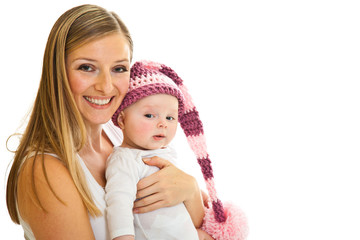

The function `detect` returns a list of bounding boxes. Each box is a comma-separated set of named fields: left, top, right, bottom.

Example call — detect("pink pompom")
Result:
left=202, top=201, right=249, bottom=240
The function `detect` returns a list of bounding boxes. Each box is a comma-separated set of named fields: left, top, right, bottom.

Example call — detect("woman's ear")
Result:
left=117, top=111, right=126, bottom=129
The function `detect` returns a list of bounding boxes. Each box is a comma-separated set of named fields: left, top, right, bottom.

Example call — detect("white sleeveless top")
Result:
left=18, top=121, right=123, bottom=240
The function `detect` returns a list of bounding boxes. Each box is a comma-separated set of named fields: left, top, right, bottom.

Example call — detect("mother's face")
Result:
left=65, top=33, right=130, bottom=126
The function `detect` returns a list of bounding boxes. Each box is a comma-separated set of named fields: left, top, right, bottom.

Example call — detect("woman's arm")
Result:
left=133, top=156, right=205, bottom=228
left=197, top=229, right=215, bottom=240
left=182, top=176, right=204, bottom=228
left=17, top=155, right=95, bottom=240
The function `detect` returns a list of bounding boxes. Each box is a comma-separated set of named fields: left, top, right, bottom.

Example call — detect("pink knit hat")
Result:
left=112, top=60, right=186, bottom=123
left=112, top=60, right=248, bottom=240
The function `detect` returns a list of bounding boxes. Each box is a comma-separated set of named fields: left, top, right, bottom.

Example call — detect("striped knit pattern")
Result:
left=112, top=60, right=226, bottom=223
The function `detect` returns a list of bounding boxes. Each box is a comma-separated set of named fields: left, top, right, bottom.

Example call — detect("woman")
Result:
left=6, top=4, right=212, bottom=239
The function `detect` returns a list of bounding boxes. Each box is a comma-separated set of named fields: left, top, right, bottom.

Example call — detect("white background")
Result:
left=1, top=0, right=360, bottom=239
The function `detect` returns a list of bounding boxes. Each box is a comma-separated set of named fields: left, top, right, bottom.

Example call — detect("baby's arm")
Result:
left=106, top=149, right=141, bottom=239
left=113, top=235, right=134, bottom=240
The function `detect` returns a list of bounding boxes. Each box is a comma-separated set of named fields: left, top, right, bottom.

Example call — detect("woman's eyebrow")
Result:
left=71, top=58, right=129, bottom=63
left=71, top=57, right=96, bottom=63
left=115, top=59, right=130, bottom=63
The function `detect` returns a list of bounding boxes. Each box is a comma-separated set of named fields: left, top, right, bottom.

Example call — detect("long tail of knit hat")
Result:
left=112, top=60, right=248, bottom=240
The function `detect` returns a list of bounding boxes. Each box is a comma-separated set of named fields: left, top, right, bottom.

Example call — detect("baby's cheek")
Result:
left=134, top=121, right=153, bottom=136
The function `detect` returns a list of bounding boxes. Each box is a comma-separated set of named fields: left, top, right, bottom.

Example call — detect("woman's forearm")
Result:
left=183, top=176, right=205, bottom=228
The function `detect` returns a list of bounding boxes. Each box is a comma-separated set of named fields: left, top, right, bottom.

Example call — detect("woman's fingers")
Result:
left=136, top=183, right=157, bottom=199
left=137, top=171, right=160, bottom=192
left=142, top=156, right=172, bottom=169
left=201, top=190, right=210, bottom=208
left=135, top=156, right=200, bottom=214
left=134, top=198, right=165, bottom=213
left=136, top=156, right=172, bottom=191
left=134, top=193, right=159, bottom=209
left=134, top=182, right=174, bottom=209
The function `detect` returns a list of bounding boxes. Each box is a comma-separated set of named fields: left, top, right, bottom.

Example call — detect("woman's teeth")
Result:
left=84, top=96, right=111, bottom=106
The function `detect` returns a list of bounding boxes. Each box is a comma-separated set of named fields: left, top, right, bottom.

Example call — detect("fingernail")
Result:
left=143, top=158, right=150, bottom=162
left=133, top=208, right=139, bottom=213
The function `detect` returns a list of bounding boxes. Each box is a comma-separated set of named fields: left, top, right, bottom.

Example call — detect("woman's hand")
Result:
left=201, top=189, right=210, bottom=208
left=134, top=156, right=205, bottom=227
left=197, top=229, right=215, bottom=240
left=134, top=156, right=198, bottom=212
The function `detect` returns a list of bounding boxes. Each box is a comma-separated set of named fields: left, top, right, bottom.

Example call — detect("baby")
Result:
left=105, top=60, right=199, bottom=240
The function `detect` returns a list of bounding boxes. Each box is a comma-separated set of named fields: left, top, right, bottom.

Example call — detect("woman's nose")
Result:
left=95, top=71, right=113, bottom=93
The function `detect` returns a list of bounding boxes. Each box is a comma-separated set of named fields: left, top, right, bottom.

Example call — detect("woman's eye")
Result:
left=144, top=114, right=154, bottom=119
left=113, top=66, right=128, bottom=73
left=78, top=64, right=94, bottom=72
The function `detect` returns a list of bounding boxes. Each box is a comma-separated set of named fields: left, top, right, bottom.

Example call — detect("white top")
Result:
left=106, top=147, right=199, bottom=240
left=18, top=120, right=123, bottom=240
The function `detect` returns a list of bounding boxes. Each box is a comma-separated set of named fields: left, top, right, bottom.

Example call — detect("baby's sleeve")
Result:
left=105, top=148, right=141, bottom=239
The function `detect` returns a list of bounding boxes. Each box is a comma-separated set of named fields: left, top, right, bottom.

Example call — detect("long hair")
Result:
left=6, top=4, right=133, bottom=224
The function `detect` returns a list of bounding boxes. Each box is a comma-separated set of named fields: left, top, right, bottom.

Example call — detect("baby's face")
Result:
left=120, top=94, right=179, bottom=150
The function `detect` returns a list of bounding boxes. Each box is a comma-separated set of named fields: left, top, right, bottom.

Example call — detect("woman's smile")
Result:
left=84, top=96, right=114, bottom=106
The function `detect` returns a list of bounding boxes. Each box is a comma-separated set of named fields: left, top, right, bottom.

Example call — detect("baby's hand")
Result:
left=113, top=235, right=134, bottom=240
left=197, top=229, right=214, bottom=240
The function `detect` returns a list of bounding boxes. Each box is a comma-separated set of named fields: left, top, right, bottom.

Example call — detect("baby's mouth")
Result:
left=153, top=134, right=165, bottom=140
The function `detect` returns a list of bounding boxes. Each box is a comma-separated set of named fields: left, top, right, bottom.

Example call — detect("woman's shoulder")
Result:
left=17, top=153, right=94, bottom=238
left=17, top=154, right=93, bottom=239
left=18, top=153, right=66, bottom=184
left=17, top=154, right=81, bottom=221
left=18, top=153, right=67, bottom=185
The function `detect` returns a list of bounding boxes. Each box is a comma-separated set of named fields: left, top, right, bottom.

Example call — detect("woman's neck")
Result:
left=78, top=122, right=113, bottom=187
left=82, top=124, right=104, bottom=154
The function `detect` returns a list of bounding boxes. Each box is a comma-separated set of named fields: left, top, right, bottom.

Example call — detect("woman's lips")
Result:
left=84, top=96, right=113, bottom=106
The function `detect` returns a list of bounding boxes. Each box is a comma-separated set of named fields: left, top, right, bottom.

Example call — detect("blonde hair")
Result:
left=6, top=4, right=133, bottom=224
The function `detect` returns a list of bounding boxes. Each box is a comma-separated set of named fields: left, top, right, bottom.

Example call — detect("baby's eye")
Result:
left=78, top=64, right=94, bottom=72
left=166, top=116, right=175, bottom=121
left=144, top=114, right=155, bottom=119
